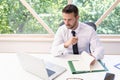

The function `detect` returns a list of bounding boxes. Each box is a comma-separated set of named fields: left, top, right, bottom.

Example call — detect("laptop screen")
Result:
left=46, top=68, right=55, bottom=77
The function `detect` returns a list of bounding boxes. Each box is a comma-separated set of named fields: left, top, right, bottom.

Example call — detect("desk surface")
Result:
left=0, top=53, right=120, bottom=80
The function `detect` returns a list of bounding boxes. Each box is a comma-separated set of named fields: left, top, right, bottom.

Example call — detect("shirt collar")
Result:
left=69, top=22, right=81, bottom=34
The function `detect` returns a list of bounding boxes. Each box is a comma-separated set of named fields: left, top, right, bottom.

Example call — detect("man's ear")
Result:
left=76, top=16, right=79, bottom=20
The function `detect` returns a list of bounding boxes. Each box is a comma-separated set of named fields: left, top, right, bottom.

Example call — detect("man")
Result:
left=51, top=4, right=104, bottom=61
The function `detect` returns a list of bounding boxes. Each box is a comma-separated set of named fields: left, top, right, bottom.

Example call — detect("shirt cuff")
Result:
left=92, top=47, right=104, bottom=60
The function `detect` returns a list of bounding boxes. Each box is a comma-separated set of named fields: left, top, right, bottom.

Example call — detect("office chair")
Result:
left=84, top=22, right=97, bottom=53
left=84, top=22, right=96, bottom=31
left=59, top=21, right=97, bottom=53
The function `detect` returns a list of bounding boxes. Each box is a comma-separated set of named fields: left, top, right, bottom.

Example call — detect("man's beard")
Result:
left=66, top=25, right=74, bottom=29
left=66, top=20, right=77, bottom=29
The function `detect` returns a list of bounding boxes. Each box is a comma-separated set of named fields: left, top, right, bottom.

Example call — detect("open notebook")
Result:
left=68, top=51, right=108, bottom=74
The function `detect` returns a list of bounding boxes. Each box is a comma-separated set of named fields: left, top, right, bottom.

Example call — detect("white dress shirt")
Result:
left=51, top=22, right=104, bottom=60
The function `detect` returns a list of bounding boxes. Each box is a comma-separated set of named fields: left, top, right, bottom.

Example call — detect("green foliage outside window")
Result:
left=0, top=0, right=120, bottom=34
left=73, top=0, right=120, bottom=34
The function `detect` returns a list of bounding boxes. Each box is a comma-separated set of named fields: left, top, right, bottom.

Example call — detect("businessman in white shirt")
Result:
left=51, top=4, right=104, bottom=63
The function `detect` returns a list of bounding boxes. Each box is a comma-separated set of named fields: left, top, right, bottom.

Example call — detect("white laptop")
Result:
left=17, top=53, right=66, bottom=80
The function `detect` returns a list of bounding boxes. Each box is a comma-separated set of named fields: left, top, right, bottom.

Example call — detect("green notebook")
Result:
left=68, top=60, right=108, bottom=74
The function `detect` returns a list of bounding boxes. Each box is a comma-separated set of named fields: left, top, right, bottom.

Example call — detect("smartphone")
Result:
left=104, top=73, right=115, bottom=80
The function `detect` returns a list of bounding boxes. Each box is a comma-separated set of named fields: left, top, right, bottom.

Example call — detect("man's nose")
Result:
left=65, top=20, right=69, bottom=25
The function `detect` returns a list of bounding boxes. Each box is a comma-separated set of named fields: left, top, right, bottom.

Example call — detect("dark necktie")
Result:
left=71, top=31, right=79, bottom=54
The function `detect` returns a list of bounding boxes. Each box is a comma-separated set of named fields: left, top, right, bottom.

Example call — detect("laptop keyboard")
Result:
left=46, top=68, right=55, bottom=77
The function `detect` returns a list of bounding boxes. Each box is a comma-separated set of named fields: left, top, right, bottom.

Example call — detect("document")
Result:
left=68, top=51, right=108, bottom=74
left=114, top=63, right=120, bottom=70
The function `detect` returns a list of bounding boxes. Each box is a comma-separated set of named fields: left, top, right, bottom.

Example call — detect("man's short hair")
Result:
left=62, top=4, right=79, bottom=17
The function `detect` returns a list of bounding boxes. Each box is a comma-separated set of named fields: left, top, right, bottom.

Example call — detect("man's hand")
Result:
left=90, top=54, right=96, bottom=65
left=90, top=59, right=96, bottom=65
left=64, top=37, right=78, bottom=48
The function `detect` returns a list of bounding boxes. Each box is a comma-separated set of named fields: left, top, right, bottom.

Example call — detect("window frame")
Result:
left=0, top=34, right=120, bottom=42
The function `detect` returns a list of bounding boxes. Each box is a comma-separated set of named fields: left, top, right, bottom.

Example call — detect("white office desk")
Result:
left=0, top=53, right=120, bottom=80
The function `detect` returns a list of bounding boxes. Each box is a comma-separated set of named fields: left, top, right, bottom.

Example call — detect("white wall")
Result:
left=0, top=39, right=120, bottom=55
left=0, top=40, right=52, bottom=53
left=102, top=41, right=120, bottom=55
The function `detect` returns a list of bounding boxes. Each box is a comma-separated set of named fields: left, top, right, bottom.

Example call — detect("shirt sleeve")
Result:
left=50, top=27, right=66, bottom=56
left=90, top=30, right=104, bottom=60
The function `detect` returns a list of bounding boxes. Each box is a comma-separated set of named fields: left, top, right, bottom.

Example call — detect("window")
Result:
left=73, top=0, right=114, bottom=22
left=97, top=4, right=120, bottom=34
left=73, top=0, right=120, bottom=34
left=0, top=0, right=67, bottom=34
left=0, top=0, right=120, bottom=34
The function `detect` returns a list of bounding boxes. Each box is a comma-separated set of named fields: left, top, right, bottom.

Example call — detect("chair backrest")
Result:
left=59, top=21, right=97, bottom=31
left=84, top=22, right=97, bottom=31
